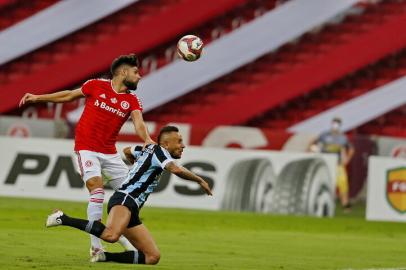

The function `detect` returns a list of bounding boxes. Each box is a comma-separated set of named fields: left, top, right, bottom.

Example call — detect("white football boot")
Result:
left=90, top=246, right=106, bottom=257
left=45, top=210, right=64, bottom=227
left=90, top=249, right=106, bottom=263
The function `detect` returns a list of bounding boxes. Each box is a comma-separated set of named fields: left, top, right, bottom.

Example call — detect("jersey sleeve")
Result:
left=153, top=146, right=174, bottom=169
left=317, top=132, right=328, bottom=144
left=129, top=94, right=143, bottom=112
left=81, top=79, right=98, bottom=96
left=131, top=145, right=143, bottom=159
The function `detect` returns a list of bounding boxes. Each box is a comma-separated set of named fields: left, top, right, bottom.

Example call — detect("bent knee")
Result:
left=86, top=177, right=103, bottom=191
left=102, top=230, right=121, bottom=243
left=105, top=235, right=120, bottom=243
left=146, top=251, right=160, bottom=265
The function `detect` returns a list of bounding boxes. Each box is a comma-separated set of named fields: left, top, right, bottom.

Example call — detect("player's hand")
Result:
left=341, top=159, right=349, bottom=167
left=19, top=93, right=38, bottom=107
left=123, top=148, right=136, bottom=164
left=143, top=139, right=156, bottom=149
left=199, top=179, right=212, bottom=196
left=145, top=138, right=156, bottom=145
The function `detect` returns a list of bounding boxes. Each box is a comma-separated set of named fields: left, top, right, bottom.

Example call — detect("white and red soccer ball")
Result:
left=177, top=35, right=203, bottom=62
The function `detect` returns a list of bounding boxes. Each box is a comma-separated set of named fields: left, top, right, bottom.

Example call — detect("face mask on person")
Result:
left=331, top=121, right=341, bottom=131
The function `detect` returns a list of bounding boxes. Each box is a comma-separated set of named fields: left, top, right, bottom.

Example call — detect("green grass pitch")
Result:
left=1, top=196, right=406, bottom=270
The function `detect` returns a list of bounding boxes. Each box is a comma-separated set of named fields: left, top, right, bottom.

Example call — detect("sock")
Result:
left=88, top=188, right=105, bottom=249
left=60, top=214, right=106, bottom=238
left=118, top=235, right=137, bottom=251
left=105, top=251, right=145, bottom=264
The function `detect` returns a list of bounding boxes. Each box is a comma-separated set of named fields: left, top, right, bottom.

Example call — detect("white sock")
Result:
left=88, top=188, right=105, bottom=250
left=118, top=235, right=137, bottom=251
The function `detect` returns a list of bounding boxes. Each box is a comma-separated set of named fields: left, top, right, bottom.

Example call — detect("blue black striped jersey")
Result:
left=118, top=144, right=174, bottom=208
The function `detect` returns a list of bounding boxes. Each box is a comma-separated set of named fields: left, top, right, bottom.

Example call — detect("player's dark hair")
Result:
left=110, top=54, right=139, bottom=76
left=332, top=117, right=342, bottom=124
left=158, top=126, right=179, bottom=144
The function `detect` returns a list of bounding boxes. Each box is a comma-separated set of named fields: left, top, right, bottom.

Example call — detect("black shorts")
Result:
left=107, top=192, right=142, bottom=228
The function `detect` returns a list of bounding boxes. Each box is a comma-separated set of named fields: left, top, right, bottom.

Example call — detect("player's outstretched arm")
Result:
left=307, top=136, right=320, bottom=152
left=19, top=88, right=84, bottom=107
left=131, top=110, right=155, bottom=146
left=165, top=161, right=212, bottom=196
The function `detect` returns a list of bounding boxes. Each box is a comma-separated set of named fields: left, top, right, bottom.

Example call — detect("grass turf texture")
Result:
left=0, top=196, right=405, bottom=270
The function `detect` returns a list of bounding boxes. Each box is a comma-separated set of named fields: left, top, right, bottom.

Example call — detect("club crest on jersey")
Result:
left=85, top=160, right=93, bottom=167
left=121, top=101, right=130, bottom=110
left=386, top=167, right=406, bottom=213
left=110, top=98, right=117, bottom=104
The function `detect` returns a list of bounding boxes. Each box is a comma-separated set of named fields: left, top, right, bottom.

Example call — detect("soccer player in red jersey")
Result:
left=19, top=54, right=154, bottom=259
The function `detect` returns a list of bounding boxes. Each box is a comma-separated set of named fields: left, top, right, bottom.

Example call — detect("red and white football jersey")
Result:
left=74, top=79, right=143, bottom=154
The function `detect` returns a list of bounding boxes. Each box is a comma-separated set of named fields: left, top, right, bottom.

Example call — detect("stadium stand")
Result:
left=0, top=0, right=57, bottom=32
left=0, top=0, right=404, bottom=138
left=357, top=105, right=406, bottom=138
left=13, top=0, right=283, bottom=121
left=143, top=0, right=406, bottom=128
left=288, top=76, right=406, bottom=134
left=252, top=48, right=406, bottom=132
left=0, top=0, right=139, bottom=65
left=0, top=0, right=251, bottom=113
left=68, top=0, right=358, bottom=122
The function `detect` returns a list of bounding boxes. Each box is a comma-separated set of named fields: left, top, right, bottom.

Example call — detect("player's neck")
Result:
left=111, top=78, right=128, bottom=93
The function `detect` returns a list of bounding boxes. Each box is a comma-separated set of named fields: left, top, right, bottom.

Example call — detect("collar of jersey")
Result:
left=110, top=80, right=129, bottom=95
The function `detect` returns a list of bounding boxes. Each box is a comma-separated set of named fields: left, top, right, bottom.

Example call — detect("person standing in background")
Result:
left=309, top=117, right=355, bottom=211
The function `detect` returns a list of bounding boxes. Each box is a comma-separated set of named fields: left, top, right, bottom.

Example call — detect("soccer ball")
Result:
left=177, top=35, right=203, bottom=62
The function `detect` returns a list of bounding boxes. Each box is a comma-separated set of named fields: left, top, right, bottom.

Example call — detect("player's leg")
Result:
left=100, top=204, right=132, bottom=242
left=123, top=224, right=160, bottom=265
left=100, top=152, right=136, bottom=251
left=45, top=204, right=130, bottom=243
left=93, top=224, right=160, bottom=265
left=75, top=151, right=105, bottom=254
left=337, top=165, right=350, bottom=210
left=91, top=195, right=159, bottom=265
left=99, top=152, right=129, bottom=191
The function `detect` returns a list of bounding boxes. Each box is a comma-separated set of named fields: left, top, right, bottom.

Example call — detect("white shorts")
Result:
left=74, top=150, right=129, bottom=190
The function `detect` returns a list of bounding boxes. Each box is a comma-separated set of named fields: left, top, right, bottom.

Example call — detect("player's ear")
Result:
left=119, top=65, right=127, bottom=76
left=121, top=67, right=127, bottom=76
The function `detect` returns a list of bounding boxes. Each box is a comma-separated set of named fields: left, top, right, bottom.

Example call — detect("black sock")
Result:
left=60, top=214, right=105, bottom=237
left=138, top=251, right=146, bottom=264
left=105, top=251, right=146, bottom=264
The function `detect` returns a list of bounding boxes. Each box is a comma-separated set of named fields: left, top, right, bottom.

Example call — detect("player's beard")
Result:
left=170, top=151, right=182, bottom=159
left=124, top=79, right=138, bottom=91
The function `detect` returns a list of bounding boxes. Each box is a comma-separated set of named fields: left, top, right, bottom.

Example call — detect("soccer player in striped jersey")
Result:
left=19, top=54, right=154, bottom=258
left=46, top=126, right=212, bottom=265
